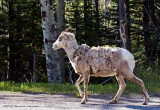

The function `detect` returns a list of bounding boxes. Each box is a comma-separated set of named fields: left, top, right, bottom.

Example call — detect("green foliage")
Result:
left=0, top=81, right=160, bottom=95
left=132, top=39, right=160, bottom=93
left=0, top=0, right=44, bottom=82
left=66, top=0, right=118, bottom=46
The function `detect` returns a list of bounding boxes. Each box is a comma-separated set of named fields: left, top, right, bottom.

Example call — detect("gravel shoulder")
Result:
left=0, top=92, right=160, bottom=110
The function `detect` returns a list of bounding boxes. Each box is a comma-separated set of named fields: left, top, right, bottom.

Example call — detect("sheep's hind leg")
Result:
left=75, top=75, right=84, bottom=98
left=124, top=74, right=150, bottom=105
left=109, top=75, right=126, bottom=104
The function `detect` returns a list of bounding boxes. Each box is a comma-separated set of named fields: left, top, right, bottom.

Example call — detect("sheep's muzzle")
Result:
left=52, top=44, right=58, bottom=50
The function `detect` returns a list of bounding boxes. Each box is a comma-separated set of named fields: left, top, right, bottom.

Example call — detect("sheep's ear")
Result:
left=61, top=32, right=75, bottom=40
left=70, top=33, right=75, bottom=40
left=61, top=31, right=65, bottom=35
left=62, top=32, right=70, bottom=40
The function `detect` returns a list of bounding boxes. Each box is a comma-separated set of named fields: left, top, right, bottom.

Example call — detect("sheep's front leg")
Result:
left=81, top=74, right=90, bottom=104
left=109, top=75, right=126, bottom=104
left=75, top=75, right=84, bottom=98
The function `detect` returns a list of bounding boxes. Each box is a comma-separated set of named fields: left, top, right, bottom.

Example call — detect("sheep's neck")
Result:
left=64, top=41, right=79, bottom=61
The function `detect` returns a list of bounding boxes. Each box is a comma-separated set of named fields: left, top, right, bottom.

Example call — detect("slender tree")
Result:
left=56, top=0, right=65, bottom=83
left=84, top=0, right=88, bottom=41
left=40, top=0, right=65, bottom=83
left=7, top=0, right=16, bottom=81
left=142, top=0, right=150, bottom=58
left=95, top=0, right=99, bottom=30
left=119, top=0, right=130, bottom=50
left=1, top=0, right=4, bottom=12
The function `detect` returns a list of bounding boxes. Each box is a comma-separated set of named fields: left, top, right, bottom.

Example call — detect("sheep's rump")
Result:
left=72, top=44, right=135, bottom=76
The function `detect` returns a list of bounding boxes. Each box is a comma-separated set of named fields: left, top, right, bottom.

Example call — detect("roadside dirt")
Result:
left=0, top=92, right=160, bottom=110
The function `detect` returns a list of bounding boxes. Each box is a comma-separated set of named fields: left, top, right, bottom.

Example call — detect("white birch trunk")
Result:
left=40, top=0, right=65, bottom=83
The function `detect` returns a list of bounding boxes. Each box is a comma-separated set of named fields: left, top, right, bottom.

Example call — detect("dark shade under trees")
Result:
left=0, top=0, right=160, bottom=83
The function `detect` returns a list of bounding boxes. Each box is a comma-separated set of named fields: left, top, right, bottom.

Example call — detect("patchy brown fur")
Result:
left=71, top=45, right=118, bottom=77
left=52, top=32, right=150, bottom=105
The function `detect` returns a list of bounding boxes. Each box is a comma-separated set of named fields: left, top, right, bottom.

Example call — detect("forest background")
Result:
left=0, top=0, right=160, bottom=86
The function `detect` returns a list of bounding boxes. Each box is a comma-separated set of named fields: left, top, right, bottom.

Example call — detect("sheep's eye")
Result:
left=59, top=37, right=62, bottom=41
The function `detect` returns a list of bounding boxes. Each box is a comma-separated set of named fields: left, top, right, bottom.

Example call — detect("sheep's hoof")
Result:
left=81, top=94, right=88, bottom=101
left=109, top=100, right=117, bottom=104
left=143, top=98, right=149, bottom=105
left=143, top=102, right=147, bottom=105
left=81, top=98, right=87, bottom=104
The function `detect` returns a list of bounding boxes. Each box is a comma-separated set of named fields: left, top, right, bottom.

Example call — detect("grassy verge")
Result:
left=0, top=81, right=159, bottom=96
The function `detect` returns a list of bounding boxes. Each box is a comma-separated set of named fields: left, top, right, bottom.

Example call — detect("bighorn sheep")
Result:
left=52, top=31, right=150, bottom=105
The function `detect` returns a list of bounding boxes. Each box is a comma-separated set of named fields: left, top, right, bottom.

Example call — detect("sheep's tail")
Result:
left=128, top=58, right=135, bottom=72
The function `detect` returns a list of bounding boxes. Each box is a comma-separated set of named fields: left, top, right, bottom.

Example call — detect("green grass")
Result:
left=0, top=81, right=159, bottom=96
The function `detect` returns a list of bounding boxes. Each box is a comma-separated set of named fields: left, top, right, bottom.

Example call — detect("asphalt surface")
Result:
left=0, top=92, right=160, bottom=110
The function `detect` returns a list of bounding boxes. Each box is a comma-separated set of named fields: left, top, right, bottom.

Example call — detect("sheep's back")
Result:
left=86, top=47, right=117, bottom=74
left=71, top=45, right=135, bottom=75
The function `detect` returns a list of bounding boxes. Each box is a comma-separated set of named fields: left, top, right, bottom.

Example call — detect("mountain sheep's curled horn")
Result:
left=65, top=26, right=72, bottom=32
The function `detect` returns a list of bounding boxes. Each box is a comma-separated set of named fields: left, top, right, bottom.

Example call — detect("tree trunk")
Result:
left=84, top=0, right=88, bottom=40
left=143, top=0, right=150, bottom=58
left=119, top=0, right=130, bottom=50
left=104, top=0, right=107, bottom=26
left=95, top=0, right=100, bottom=41
left=158, top=9, right=160, bottom=36
left=75, top=0, right=80, bottom=37
left=1, top=0, right=4, bottom=12
left=7, top=1, right=16, bottom=81
left=126, top=0, right=130, bottom=50
left=40, top=0, right=65, bottom=83
left=57, top=0, right=65, bottom=83
left=149, top=0, right=156, bottom=24
left=95, top=0, right=99, bottom=29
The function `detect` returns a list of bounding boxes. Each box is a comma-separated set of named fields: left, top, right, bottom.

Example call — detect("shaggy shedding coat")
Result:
left=52, top=32, right=150, bottom=105
left=72, top=44, right=135, bottom=77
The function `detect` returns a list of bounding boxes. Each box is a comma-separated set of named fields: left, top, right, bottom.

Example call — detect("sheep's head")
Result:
left=52, top=32, right=75, bottom=50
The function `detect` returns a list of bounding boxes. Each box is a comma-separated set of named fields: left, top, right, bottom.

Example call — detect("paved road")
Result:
left=0, top=92, right=160, bottom=110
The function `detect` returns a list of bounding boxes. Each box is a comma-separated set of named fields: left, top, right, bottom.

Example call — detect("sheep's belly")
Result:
left=91, top=71, right=117, bottom=77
